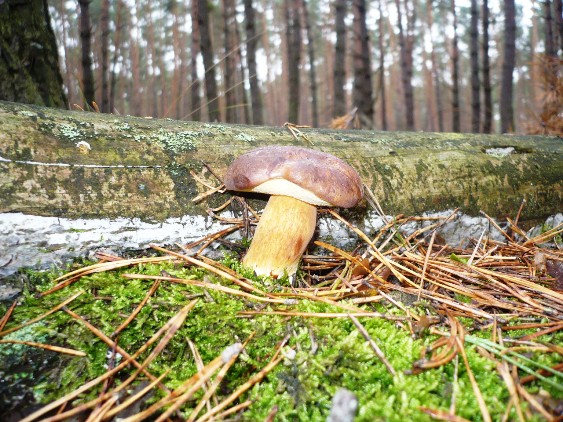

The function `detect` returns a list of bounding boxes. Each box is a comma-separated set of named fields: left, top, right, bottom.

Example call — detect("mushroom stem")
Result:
left=243, top=195, right=317, bottom=278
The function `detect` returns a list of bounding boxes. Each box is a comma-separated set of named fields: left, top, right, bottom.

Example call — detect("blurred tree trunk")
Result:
left=109, top=0, right=125, bottom=114
left=544, top=0, right=556, bottom=57
left=302, top=0, right=319, bottom=127
left=232, top=10, right=250, bottom=124
left=556, top=0, right=563, bottom=53
left=470, top=0, right=480, bottom=133
left=333, top=0, right=347, bottom=117
left=0, top=0, right=68, bottom=108
left=244, top=0, right=264, bottom=125
left=190, top=0, right=202, bottom=121
left=285, top=0, right=301, bottom=123
left=426, top=0, right=443, bottom=132
left=500, top=0, right=516, bottom=133
left=199, top=0, right=220, bottom=121
left=223, top=0, right=237, bottom=123
left=78, top=0, right=95, bottom=109
left=58, top=0, right=74, bottom=107
left=352, top=0, right=373, bottom=128
left=377, top=0, right=387, bottom=130
left=99, top=0, right=110, bottom=113
left=450, top=0, right=460, bottom=133
left=395, top=0, right=416, bottom=130
left=482, top=0, right=493, bottom=133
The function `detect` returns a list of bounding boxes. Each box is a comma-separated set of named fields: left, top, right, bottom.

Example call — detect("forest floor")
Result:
left=0, top=203, right=562, bottom=421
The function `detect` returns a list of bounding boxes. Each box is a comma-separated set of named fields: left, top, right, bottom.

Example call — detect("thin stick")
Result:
left=0, top=339, right=86, bottom=356
left=0, top=291, right=83, bottom=337
left=348, top=314, right=396, bottom=376
left=112, top=279, right=161, bottom=338
left=0, top=300, right=17, bottom=331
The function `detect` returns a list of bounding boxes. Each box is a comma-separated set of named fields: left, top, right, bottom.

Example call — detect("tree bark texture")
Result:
left=377, top=0, right=387, bottom=131
left=302, top=0, right=319, bottom=128
left=451, top=0, right=461, bottom=133
left=190, top=0, right=202, bottom=121
left=1, top=101, right=561, bottom=223
left=78, top=0, right=95, bottom=109
left=0, top=0, right=68, bottom=108
left=333, top=0, right=347, bottom=118
left=500, top=0, right=516, bottom=133
left=285, top=0, right=301, bottom=123
left=482, top=0, right=493, bottom=134
left=352, top=0, right=373, bottom=128
left=244, top=0, right=264, bottom=125
left=99, top=0, right=110, bottom=113
left=222, top=0, right=238, bottom=123
left=198, top=0, right=220, bottom=122
left=469, top=0, right=480, bottom=133
left=395, top=0, right=415, bottom=130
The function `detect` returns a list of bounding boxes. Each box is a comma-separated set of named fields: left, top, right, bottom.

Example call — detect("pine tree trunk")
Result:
left=231, top=10, right=251, bottom=124
left=222, top=0, right=238, bottom=123
left=500, top=0, right=516, bottom=133
left=377, top=0, right=387, bottom=131
left=244, top=0, right=264, bottom=125
left=333, top=0, right=347, bottom=117
left=78, top=0, right=95, bottom=109
left=470, top=0, right=480, bottom=133
left=544, top=0, right=556, bottom=57
left=450, top=0, right=461, bottom=133
left=109, top=0, right=124, bottom=114
left=199, top=0, right=221, bottom=122
left=99, top=0, right=110, bottom=113
left=482, top=0, right=493, bottom=133
left=190, top=0, right=202, bottom=121
left=426, top=0, right=443, bottom=132
left=285, top=0, right=301, bottom=123
left=395, top=0, right=415, bottom=130
left=302, top=0, right=319, bottom=128
left=0, top=0, right=68, bottom=108
left=352, top=0, right=374, bottom=128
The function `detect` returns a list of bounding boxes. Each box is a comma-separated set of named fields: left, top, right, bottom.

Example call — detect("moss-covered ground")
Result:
left=1, top=255, right=560, bottom=421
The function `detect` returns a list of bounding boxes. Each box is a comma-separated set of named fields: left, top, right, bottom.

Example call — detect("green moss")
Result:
left=1, top=261, right=560, bottom=420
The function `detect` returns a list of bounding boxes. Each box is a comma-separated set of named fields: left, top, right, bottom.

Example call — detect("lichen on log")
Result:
left=0, top=101, right=561, bottom=222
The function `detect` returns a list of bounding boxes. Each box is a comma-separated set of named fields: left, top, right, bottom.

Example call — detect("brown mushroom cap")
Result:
left=224, top=146, right=363, bottom=208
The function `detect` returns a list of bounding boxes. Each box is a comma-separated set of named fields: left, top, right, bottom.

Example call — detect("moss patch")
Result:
left=1, top=259, right=560, bottom=421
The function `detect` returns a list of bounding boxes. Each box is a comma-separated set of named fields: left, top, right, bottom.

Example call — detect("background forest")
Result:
left=48, top=0, right=562, bottom=134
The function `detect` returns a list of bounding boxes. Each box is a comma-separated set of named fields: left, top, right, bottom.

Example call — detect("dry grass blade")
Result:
left=454, top=328, right=491, bottom=422
left=186, top=334, right=254, bottom=422
left=41, top=257, right=174, bottom=296
left=0, top=299, right=17, bottom=331
left=0, top=291, right=83, bottom=337
left=196, top=341, right=287, bottom=422
left=102, top=370, right=170, bottom=420
left=64, top=307, right=167, bottom=392
left=32, top=301, right=197, bottom=422
left=120, top=343, right=243, bottom=422
left=149, top=244, right=277, bottom=298
left=0, top=339, right=86, bottom=356
left=239, top=310, right=407, bottom=321
left=121, top=273, right=286, bottom=303
left=348, top=314, right=396, bottom=376
left=111, top=279, right=161, bottom=338
left=418, top=407, right=472, bottom=422
left=496, top=362, right=525, bottom=422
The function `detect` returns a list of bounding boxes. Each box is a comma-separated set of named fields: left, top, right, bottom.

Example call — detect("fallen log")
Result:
left=0, top=101, right=561, bottom=278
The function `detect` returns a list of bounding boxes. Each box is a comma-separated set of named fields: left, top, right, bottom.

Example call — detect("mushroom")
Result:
left=224, top=145, right=363, bottom=278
